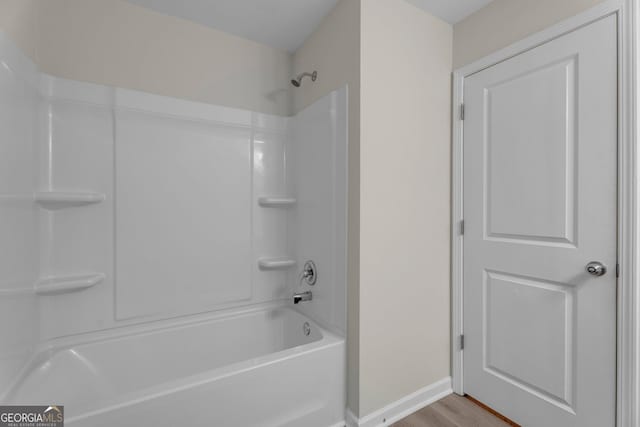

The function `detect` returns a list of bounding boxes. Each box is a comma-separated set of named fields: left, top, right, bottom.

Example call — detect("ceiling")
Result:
left=126, top=0, right=340, bottom=52
left=405, top=0, right=494, bottom=24
left=126, top=0, right=493, bottom=52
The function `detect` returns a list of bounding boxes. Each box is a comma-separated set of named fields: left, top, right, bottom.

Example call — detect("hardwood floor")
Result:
left=392, top=394, right=517, bottom=427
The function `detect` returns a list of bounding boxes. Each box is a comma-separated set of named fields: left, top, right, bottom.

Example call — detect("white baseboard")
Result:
left=346, top=377, right=452, bottom=427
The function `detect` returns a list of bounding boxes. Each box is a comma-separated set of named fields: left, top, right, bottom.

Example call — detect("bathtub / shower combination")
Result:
left=3, top=304, right=345, bottom=426
left=0, top=28, right=348, bottom=427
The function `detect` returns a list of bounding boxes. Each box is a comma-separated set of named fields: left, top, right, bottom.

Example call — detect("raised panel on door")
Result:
left=483, top=271, right=576, bottom=410
left=485, top=57, right=577, bottom=247
left=463, top=15, right=617, bottom=427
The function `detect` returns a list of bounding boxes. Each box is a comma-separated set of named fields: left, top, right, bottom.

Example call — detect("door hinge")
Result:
left=460, top=334, right=465, bottom=350
left=616, top=263, right=619, bottom=278
left=460, top=220, right=464, bottom=236
left=460, top=104, right=465, bottom=120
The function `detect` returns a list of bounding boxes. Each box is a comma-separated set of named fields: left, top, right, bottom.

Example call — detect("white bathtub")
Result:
left=3, top=305, right=346, bottom=427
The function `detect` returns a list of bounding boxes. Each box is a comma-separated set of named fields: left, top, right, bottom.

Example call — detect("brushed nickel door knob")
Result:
left=586, top=261, right=607, bottom=277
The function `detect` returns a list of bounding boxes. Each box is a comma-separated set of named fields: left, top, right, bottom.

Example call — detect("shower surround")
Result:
left=0, top=31, right=347, bottom=426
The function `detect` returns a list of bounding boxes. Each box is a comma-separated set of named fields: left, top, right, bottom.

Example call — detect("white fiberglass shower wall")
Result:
left=0, top=29, right=347, bottom=426
left=0, top=31, right=39, bottom=389
left=289, top=93, right=348, bottom=335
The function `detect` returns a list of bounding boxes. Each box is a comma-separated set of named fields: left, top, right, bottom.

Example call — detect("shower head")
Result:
left=291, top=71, right=317, bottom=88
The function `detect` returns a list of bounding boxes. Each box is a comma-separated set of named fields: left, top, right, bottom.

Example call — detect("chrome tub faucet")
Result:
left=293, top=291, right=312, bottom=304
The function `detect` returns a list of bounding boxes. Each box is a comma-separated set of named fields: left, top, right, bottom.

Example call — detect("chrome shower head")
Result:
left=291, top=71, right=317, bottom=88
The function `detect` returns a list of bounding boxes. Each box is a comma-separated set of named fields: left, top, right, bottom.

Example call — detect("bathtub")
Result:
left=2, top=304, right=346, bottom=427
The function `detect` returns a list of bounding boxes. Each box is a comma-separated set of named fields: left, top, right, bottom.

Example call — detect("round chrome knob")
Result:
left=586, top=261, right=607, bottom=277
left=301, top=260, right=317, bottom=286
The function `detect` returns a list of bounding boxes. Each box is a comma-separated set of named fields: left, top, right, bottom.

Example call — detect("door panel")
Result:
left=484, top=271, right=575, bottom=408
left=485, top=56, right=576, bottom=245
left=463, top=15, right=617, bottom=427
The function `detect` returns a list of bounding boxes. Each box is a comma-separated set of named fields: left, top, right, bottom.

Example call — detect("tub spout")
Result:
left=293, top=291, right=312, bottom=304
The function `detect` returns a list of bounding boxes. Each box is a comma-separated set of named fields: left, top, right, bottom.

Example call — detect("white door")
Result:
left=463, top=15, right=617, bottom=427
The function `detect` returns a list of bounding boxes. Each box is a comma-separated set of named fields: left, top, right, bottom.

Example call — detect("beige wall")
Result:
left=0, top=0, right=37, bottom=60
left=454, top=0, right=607, bottom=68
left=359, top=0, right=452, bottom=416
left=294, top=0, right=452, bottom=417
left=292, top=0, right=360, bottom=115
left=0, top=0, right=292, bottom=115
left=292, top=0, right=362, bottom=415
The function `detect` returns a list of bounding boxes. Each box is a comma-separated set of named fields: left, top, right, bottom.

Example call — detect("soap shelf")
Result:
left=35, top=273, right=105, bottom=296
left=258, top=197, right=297, bottom=208
left=35, top=191, right=105, bottom=210
left=258, top=258, right=297, bottom=271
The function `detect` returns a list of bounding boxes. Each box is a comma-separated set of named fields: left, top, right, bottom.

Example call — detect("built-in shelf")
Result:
left=258, top=258, right=297, bottom=271
left=258, top=197, right=297, bottom=208
left=35, top=191, right=106, bottom=210
left=34, top=273, right=105, bottom=296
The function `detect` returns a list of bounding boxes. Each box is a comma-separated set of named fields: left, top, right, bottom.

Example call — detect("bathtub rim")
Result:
left=1, top=300, right=345, bottom=407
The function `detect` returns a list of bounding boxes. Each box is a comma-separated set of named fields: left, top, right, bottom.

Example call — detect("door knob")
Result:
left=586, top=261, right=607, bottom=277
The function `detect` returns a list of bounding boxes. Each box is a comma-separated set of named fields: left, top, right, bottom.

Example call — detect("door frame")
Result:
left=450, top=1, right=639, bottom=425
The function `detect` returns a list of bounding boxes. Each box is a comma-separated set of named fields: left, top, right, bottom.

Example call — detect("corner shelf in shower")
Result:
left=258, top=197, right=297, bottom=208
left=35, top=191, right=106, bottom=210
left=34, top=273, right=105, bottom=296
left=257, top=258, right=297, bottom=271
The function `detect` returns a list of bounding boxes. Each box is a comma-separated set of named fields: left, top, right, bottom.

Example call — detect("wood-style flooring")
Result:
left=392, top=394, right=517, bottom=427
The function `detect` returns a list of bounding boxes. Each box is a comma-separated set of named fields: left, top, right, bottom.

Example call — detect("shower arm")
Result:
left=291, top=70, right=318, bottom=87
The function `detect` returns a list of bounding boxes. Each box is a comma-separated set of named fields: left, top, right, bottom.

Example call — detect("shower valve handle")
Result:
left=299, top=260, right=317, bottom=286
